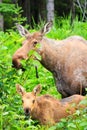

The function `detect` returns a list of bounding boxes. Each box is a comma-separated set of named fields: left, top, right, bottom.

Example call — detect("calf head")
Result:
left=12, top=21, right=53, bottom=69
left=16, top=84, right=41, bottom=116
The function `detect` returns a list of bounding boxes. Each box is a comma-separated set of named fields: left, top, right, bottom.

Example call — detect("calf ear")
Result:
left=41, top=21, right=53, bottom=35
left=16, top=84, right=25, bottom=96
left=33, top=84, right=42, bottom=95
left=15, top=23, right=30, bottom=38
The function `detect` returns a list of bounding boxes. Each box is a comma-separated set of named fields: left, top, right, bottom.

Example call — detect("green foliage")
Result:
left=0, top=3, right=18, bottom=14
left=47, top=17, right=87, bottom=40
left=0, top=18, right=87, bottom=130
left=0, top=2, right=26, bottom=29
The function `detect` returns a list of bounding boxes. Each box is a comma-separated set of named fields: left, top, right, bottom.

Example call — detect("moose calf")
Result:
left=16, top=84, right=85, bottom=125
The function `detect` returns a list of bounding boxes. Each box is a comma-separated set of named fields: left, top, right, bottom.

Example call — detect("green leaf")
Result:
left=33, top=51, right=41, bottom=61
left=80, top=122, right=87, bottom=127
left=67, top=123, right=76, bottom=128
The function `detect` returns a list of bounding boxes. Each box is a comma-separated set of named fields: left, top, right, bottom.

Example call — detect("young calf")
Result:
left=16, top=84, right=85, bottom=125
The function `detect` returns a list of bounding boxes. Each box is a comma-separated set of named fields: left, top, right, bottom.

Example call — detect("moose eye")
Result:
left=32, top=100, right=35, bottom=103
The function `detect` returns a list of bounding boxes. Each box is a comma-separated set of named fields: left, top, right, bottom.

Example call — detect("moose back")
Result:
left=12, top=22, right=87, bottom=98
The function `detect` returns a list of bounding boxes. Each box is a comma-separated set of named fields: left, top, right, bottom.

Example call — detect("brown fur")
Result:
left=13, top=22, right=87, bottom=97
left=16, top=84, right=86, bottom=125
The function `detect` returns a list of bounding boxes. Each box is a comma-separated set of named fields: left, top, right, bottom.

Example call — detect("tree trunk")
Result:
left=38, top=0, right=46, bottom=22
left=18, top=0, right=46, bottom=26
left=46, top=0, right=54, bottom=21
left=18, top=0, right=31, bottom=25
left=0, top=0, right=4, bottom=31
left=70, top=0, right=75, bottom=26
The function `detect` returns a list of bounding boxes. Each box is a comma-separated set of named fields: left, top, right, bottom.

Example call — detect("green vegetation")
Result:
left=0, top=19, right=87, bottom=130
left=0, top=1, right=26, bottom=30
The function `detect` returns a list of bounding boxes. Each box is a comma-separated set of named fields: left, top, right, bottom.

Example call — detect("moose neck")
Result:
left=39, top=38, right=63, bottom=73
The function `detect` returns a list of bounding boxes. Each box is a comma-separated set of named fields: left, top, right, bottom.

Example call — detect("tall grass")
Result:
left=48, top=17, right=87, bottom=39
left=0, top=18, right=87, bottom=130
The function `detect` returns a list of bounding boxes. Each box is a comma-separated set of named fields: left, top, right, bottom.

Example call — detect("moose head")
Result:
left=16, top=84, right=41, bottom=116
left=12, top=21, right=53, bottom=69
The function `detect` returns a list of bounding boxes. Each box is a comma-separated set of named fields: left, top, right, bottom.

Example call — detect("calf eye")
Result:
left=33, top=41, right=37, bottom=47
left=22, top=100, right=24, bottom=103
left=32, top=100, right=35, bottom=103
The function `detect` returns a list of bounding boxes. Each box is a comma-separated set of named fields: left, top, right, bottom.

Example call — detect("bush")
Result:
left=0, top=1, right=26, bottom=30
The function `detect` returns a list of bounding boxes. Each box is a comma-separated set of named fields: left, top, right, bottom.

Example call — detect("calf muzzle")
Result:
left=24, top=108, right=31, bottom=117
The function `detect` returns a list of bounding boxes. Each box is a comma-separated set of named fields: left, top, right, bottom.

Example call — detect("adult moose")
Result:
left=12, top=21, right=87, bottom=98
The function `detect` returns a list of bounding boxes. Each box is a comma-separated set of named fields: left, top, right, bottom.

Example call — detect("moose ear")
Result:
left=40, top=21, right=53, bottom=35
left=33, top=84, right=42, bottom=95
left=16, top=84, right=25, bottom=96
left=15, top=23, right=30, bottom=38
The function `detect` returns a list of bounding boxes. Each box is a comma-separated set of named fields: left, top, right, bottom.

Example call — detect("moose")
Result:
left=16, top=84, right=85, bottom=125
left=13, top=21, right=87, bottom=98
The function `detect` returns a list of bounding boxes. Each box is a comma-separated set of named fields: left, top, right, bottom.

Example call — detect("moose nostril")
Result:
left=25, top=108, right=30, bottom=116
left=26, top=108, right=29, bottom=113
